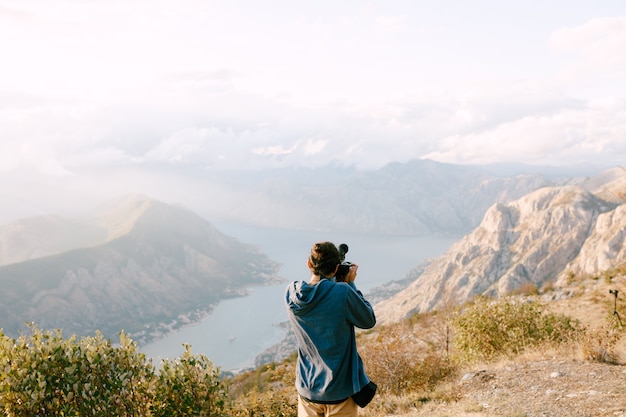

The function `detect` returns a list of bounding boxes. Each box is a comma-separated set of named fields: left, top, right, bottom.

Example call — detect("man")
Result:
left=284, top=241, right=376, bottom=417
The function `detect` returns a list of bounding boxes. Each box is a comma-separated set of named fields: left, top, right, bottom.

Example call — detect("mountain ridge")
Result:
left=374, top=167, right=626, bottom=323
left=183, top=159, right=555, bottom=235
left=0, top=195, right=281, bottom=343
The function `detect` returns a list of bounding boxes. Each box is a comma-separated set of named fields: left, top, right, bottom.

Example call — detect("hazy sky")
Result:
left=1, top=1, right=625, bottom=218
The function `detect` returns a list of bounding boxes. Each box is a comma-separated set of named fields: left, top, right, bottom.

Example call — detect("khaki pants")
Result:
left=298, top=395, right=358, bottom=417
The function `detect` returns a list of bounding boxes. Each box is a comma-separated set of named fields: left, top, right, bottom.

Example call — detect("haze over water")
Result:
left=142, top=224, right=457, bottom=371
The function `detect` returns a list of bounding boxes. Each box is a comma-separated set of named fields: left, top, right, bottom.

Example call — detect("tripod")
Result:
left=610, top=289, right=623, bottom=328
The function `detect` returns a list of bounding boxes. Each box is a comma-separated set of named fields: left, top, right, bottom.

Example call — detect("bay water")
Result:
left=141, top=224, right=457, bottom=371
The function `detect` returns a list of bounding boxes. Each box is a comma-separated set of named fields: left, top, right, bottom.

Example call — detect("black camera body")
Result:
left=335, top=243, right=352, bottom=282
left=610, top=289, right=619, bottom=296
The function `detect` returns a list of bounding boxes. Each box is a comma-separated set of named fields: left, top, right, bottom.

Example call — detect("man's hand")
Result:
left=345, top=263, right=358, bottom=283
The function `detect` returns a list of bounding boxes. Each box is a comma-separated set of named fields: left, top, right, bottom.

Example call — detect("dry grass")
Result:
left=355, top=272, right=626, bottom=416
left=358, top=342, right=626, bottom=416
left=228, top=271, right=626, bottom=416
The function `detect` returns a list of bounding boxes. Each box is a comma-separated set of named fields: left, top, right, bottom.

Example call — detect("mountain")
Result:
left=375, top=167, right=626, bottom=323
left=192, top=159, right=555, bottom=235
left=0, top=215, right=107, bottom=267
left=0, top=159, right=565, bottom=237
left=0, top=195, right=281, bottom=342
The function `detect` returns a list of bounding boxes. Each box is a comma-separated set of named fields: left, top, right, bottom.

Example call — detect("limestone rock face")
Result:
left=561, top=203, right=626, bottom=277
left=375, top=169, right=626, bottom=324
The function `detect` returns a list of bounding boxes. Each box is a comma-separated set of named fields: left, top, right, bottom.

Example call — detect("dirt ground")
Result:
left=434, top=358, right=625, bottom=416
left=365, top=275, right=626, bottom=417
left=361, top=356, right=626, bottom=417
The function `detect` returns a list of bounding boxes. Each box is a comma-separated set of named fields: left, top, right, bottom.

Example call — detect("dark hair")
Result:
left=309, top=241, right=340, bottom=278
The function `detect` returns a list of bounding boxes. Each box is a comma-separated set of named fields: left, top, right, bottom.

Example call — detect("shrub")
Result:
left=0, top=324, right=155, bottom=416
left=0, top=325, right=232, bottom=416
left=450, top=297, right=583, bottom=362
left=541, top=280, right=556, bottom=293
left=152, top=344, right=229, bottom=417
left=229, top=388, right=297, bottom=417
left=512, top=282, right=539, bottom=296
left=360, top=317, right=454, bottom=396
left=228, top=361, right=297, bottom=417
left=580, top=325, right=622, bottom=364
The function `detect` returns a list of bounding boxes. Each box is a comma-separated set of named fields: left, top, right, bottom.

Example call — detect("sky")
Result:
left=1, top=0, right=625, bottom=218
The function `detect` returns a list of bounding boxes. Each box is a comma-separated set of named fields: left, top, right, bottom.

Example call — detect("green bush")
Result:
left=0, top=324, right=154, bottom=416
left=450, top=297, right=583, bottom=362
left=0, top=325, right=231, bottom=416
left=152, top=344, right=229, bottom=417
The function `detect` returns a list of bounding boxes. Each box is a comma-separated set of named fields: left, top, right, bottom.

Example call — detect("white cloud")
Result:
left=0, top=141, right=71, bottom=176
left=551, top=16, right=626, bottom=71
left=0, top=0, right=624, bottom=202
left=251, top=144, right=297, bottom=157
left=375, top=15, right=408, bottom=33
left=422, top=98, right=626, bottom=166
left=550, top=15, right=626, bottom=96
left=304, top=138, right=328, bottom=156
left=143, top=127, right=245, bottom=167
left=1, top=1, right=626, bottom=228
left=144, top=128, right=212, bottom=164
left=65, top=146, right=136, bottom=169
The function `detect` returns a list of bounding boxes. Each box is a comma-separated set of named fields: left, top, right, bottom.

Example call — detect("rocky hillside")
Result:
left=375, top=167, right=626, bottom=323
left=0, top=195, right=281, bottom=343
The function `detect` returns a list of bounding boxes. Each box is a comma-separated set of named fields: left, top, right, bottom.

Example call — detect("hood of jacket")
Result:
left=285, top=279, right=335, bottom=316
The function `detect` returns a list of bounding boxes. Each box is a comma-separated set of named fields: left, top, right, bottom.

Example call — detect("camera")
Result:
left=335, top=243, right=352, bottom=282
left=610, top=289, right=619, bottom=296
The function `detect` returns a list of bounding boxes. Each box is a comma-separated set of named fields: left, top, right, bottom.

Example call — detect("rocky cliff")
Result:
left=375, top=168, right=626, bottom=323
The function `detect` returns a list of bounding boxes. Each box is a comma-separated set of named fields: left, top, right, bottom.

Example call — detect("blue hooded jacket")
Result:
left=284, top=279, right=376, bottom=403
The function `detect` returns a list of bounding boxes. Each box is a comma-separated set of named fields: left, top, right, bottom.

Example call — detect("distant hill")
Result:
left=0, top=215, right=106, bottom=267
left=191, top=159, right=556, bottom=235
left=0, top=159, right=577, bottom=237
left=0, top=195, right=281, bottom=343
left=375, top=167, right=626, bottom=323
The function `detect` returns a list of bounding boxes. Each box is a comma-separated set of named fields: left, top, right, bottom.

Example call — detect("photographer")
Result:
left=284, top=241, right=376, bottom=417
